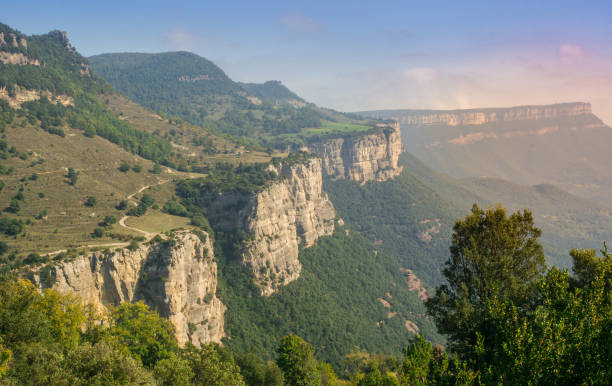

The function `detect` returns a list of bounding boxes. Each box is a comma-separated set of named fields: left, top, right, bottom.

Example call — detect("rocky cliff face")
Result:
left=0, top=85, right=74, bottom=109
left=30, top=232, right=225, bottom=346
left=208, top=159, right=336, bottom=295
left=388, top=103, right=592, bottom=126
left=308, top=123, right=403, bottom=183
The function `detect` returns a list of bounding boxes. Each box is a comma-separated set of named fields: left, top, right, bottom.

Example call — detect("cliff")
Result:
left=376, top=103, right=592, bottom=126
left=207, top=159, right=336, bottom=295
left=307, top=123, right=403, bottom=183
left=29, top=231, right=225, bottom=346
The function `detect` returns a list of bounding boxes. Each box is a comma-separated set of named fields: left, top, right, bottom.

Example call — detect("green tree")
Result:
left=92, top=228, right=104, bottom=238
left=237, top=353, right=283, bottom=386
left=471, top=247, right=612, bottom=384
left=132, top=164, right=143, bottom=173
left=0, top=342, right=11, bottom=379
left=102, top=215, right=117, bottom=226
left=109, top=301, right=178, bottom=368
left=6, top=199, right=20, bottom=213
left=84, top=196, right=97, bottom=207
left=153, top=352, right=194, bottom=386
left=277, top=335, right=321, bottom=386
left=182, top=344, right=245, bottom=386
left=67, top=167, right=79, bottom=185
left=119, top=161, right=131, bottom=172
left=426, top=204, right=545, bottom=362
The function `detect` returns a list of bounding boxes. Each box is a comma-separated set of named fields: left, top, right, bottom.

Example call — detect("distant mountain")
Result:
left=238, top=80, right=306, bottom=107
left=89, top=51, right=371, bottom=145
left=359, top=103, right=612, bottom=206
left=326, top=152, right=612, bottom=285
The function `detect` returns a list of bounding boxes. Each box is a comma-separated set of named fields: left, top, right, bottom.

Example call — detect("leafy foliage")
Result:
left=426, top=204, right=546, bottom=361
left=218, top=229, right=442, bottom=371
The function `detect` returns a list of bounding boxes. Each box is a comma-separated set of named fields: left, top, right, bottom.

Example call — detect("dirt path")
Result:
left=118, top=178, right=171, bottom=239
left=118, top=215, right=154, bottom=240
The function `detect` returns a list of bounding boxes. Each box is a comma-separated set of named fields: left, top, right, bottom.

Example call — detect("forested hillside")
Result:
left=89, top=52, right=374, bottom=145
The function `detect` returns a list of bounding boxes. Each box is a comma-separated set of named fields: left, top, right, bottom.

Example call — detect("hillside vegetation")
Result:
left=89, top=51, right=377, bottom=148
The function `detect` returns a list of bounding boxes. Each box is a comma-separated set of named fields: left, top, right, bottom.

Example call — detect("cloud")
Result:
left=557, top=43, right=586, bottom=61
left=280, top=12, right=323, bottom=34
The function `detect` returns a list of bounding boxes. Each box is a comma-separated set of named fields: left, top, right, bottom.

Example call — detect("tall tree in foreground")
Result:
left=474, top=247, right=612, bottom=384
left=426, top=204, right=546, bottom=362
left=277, top=335, right=321, bottom=386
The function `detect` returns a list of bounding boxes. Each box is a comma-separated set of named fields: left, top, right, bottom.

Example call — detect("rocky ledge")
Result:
left=29, top=231, right=225, bottom=346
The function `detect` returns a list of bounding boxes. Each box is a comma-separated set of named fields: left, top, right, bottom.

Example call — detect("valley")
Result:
left=0, top=14, right=611, bottom=385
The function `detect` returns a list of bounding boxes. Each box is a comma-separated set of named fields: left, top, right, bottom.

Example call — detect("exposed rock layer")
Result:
left=30, top=232, right=225, bottom=346
left=0, top=85, right=74, bottom=109
left=378, top=103, right=592, bottom=127
left=308, top=123, right=403, bottom=183
left=207, top=159, right=335, bottom=295
left=0, top=51, right=39, bottom=66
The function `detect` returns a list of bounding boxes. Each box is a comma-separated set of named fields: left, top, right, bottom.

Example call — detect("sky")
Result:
left=4, top=0, right=612, bottom=123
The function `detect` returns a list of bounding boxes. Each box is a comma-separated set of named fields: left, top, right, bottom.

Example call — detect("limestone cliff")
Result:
left=0, top=85, right=74, bottom=109
left=375, top=102, right=592, bottom=127
left=307, top=123, right=403, bottom=183
left=30, top=231, right=225, bottom=346
left=207, top=159, right=336, bottom=295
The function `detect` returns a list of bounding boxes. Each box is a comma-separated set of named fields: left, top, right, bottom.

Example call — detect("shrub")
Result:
left=118, top=162, right=131, bottom=172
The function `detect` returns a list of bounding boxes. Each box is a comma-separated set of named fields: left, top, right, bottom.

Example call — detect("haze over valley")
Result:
left=0, top=1, right=611, bottom=384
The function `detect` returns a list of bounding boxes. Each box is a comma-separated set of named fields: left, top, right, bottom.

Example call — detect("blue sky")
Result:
left=4, top=1, right=612, bottom=122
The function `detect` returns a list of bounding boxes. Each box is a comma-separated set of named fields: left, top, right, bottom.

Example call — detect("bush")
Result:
left=84, top=197, right=97, bottom=207
left=102, top=215, right=117, bottom=226
left=92, top=228, right=104, bottom=238
left=66, top=167, right=79, bottom=186
left=162, top=199, right=189, bottom=217
left=118, top=162, right=131, bottom=172
left=5, top=199, right=20, bottom=213
left=116, top=200, right=128, bottom=210
left=132, top=164, right=142, bottom=173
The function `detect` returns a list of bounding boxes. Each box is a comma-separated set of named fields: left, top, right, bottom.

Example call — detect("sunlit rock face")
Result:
left=207, top=158, right=336, bottom=295
left=30, top=231, right=225, bottom=346
left=308, top=123, right=403, bottom=183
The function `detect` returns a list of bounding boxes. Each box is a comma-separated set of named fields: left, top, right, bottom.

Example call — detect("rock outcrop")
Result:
left=207, top=159, right=336, bottom=295
left=30, top=231, right=225, bottom=346
left=0, top=85, right=74, bottom=109
left=307, top=123, right=403, bottom=183
left=379, top=102, right=592, bottom=127
left=0, top=51, right=39, bottom=66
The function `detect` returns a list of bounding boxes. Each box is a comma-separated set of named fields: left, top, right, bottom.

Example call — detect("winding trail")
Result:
left=46, top=179, right=171, bottom=256
left=118, top=178, right=170, bottom=239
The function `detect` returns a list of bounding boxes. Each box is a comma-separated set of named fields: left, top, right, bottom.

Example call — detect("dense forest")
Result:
left=88, top=52, right=372, bottom=145
left=1, top=205, right=610, bottom=384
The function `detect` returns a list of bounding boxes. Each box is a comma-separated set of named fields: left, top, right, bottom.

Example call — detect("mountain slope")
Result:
left=89, top=51, right=374, bottom=144
left=360, top=103, right=612, bottom=206
left=399, top=152, right=612, bottom=269
left=324, top=152, right=612, bottom=290
left=0, top=24, right=274, bottom=262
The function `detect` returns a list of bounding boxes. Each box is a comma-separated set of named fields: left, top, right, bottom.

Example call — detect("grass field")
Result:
left=124, top=211, right=192, bottom=233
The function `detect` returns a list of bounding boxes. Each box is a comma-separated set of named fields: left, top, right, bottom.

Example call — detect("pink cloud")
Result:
left=557, top=43, right=586, bottom=60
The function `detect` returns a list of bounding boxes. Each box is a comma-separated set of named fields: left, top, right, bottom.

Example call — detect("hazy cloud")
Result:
left=280, top=12, right=323, bottom=33
left=557, top=43, right=586, bottom=61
